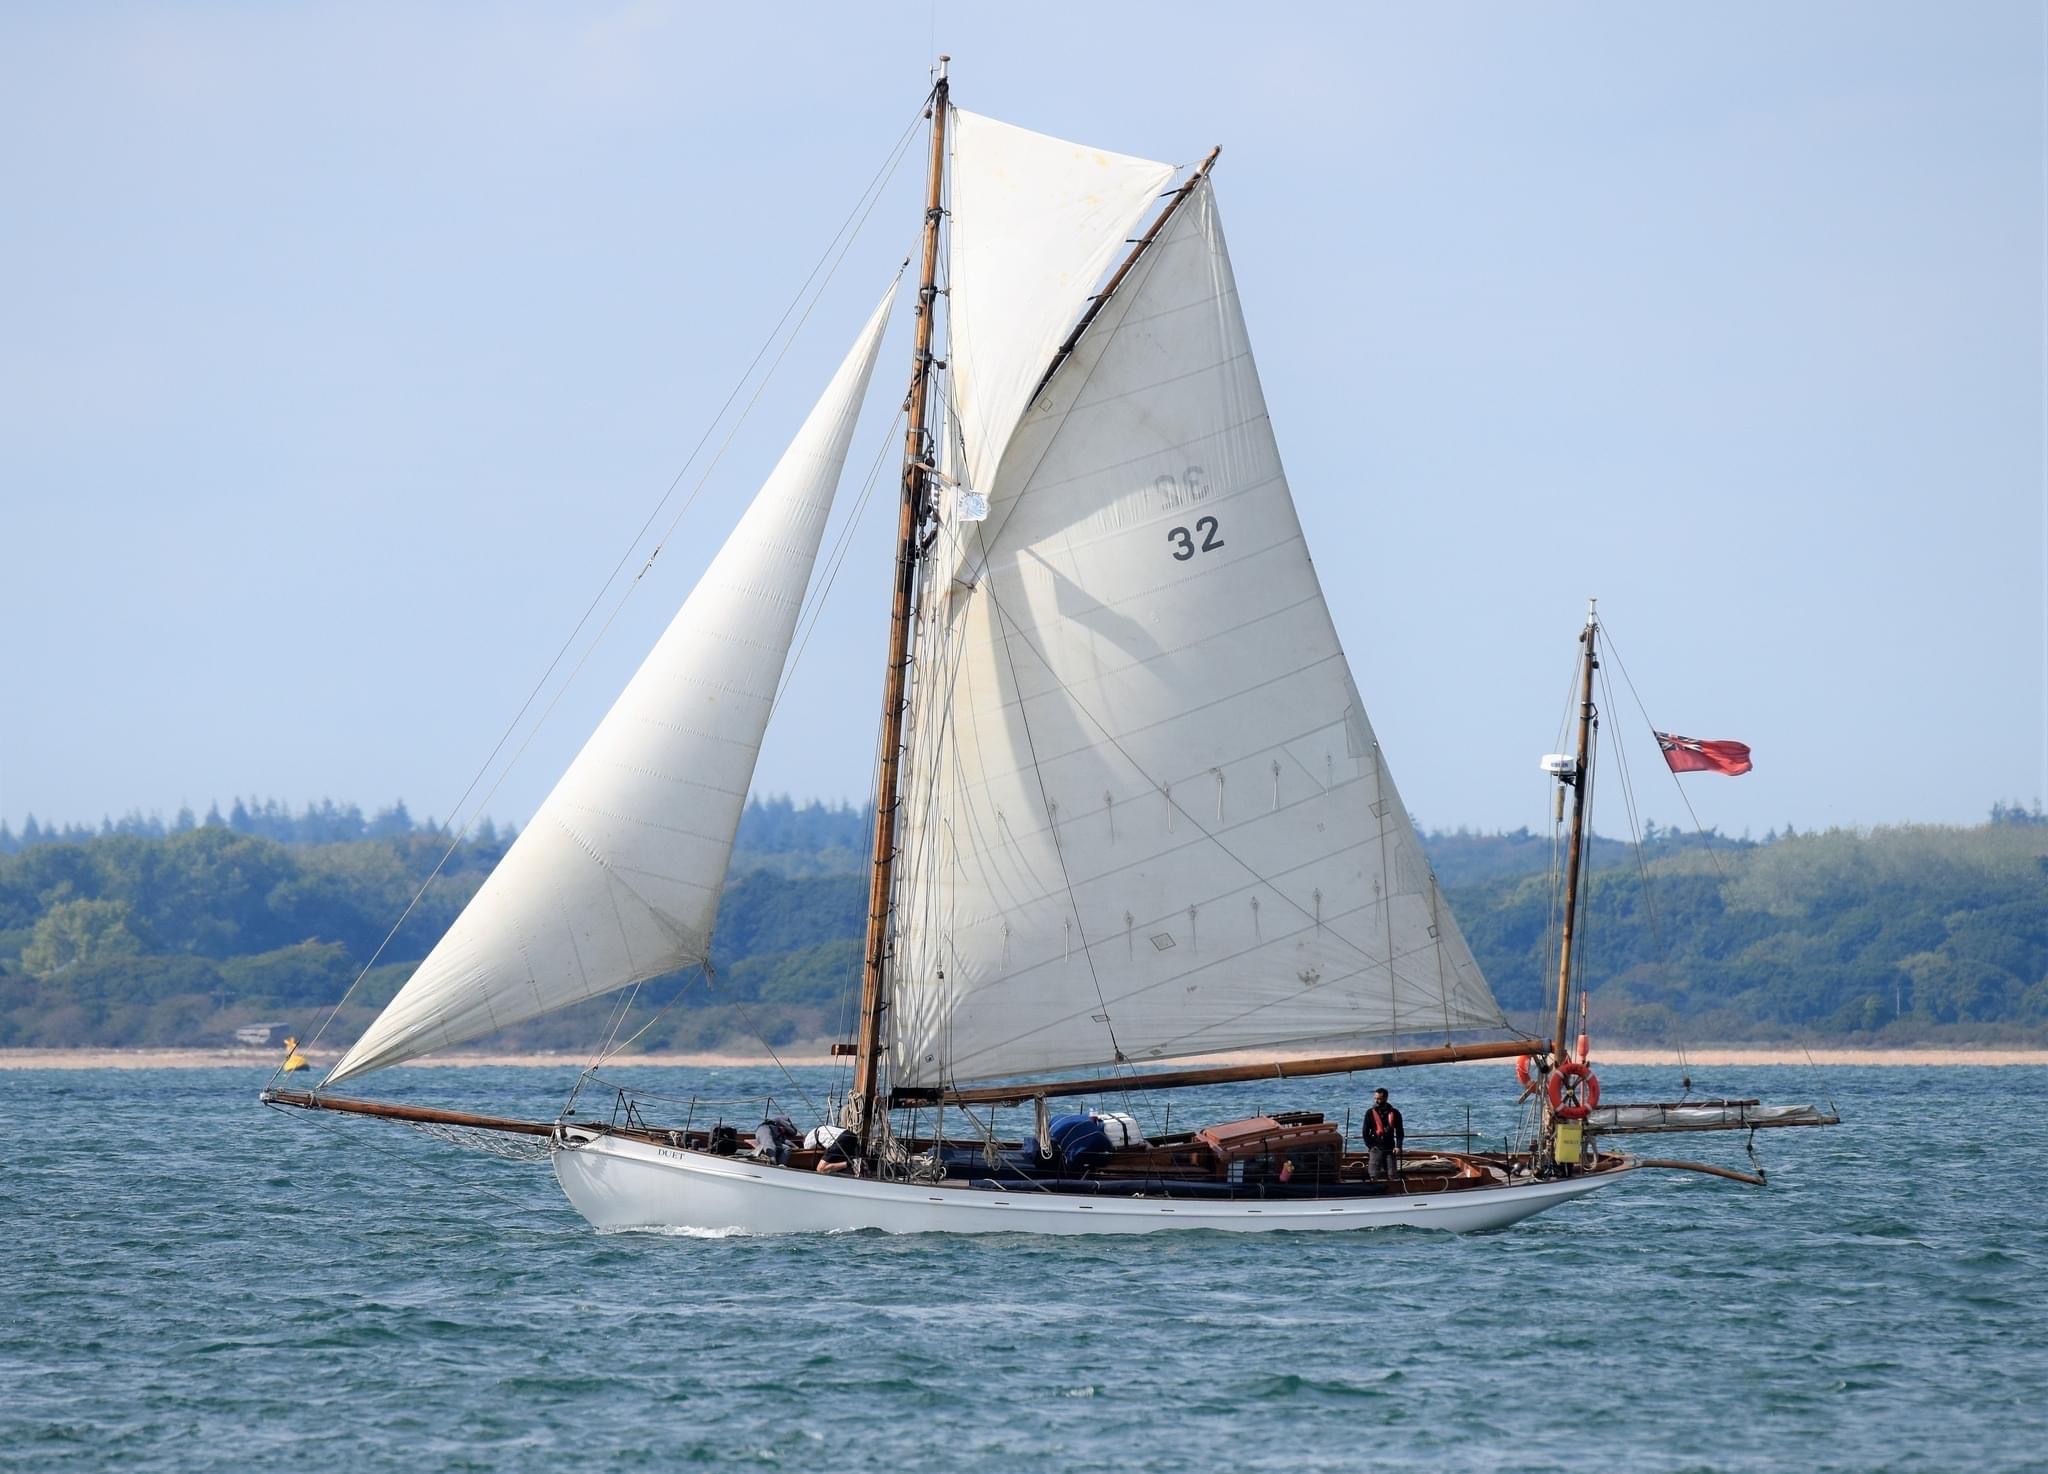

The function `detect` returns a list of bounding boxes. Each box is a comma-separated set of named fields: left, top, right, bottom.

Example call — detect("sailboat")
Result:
left=265, top=62, right=1836, bottom=1234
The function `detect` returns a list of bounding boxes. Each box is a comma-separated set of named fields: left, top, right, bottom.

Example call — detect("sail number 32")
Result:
left=1167, top=516, right=1223, bottom=561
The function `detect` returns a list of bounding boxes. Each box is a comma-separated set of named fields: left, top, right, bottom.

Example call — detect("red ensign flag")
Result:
left=1654, top=732, right=1753, bottom=776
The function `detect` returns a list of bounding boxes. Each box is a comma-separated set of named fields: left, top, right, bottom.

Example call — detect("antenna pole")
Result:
left=1552, top=598, right=1599, bottom=1061
left=850, top=57, right=949, bottom=1136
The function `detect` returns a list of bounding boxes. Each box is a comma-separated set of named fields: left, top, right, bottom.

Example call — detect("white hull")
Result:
left=552, top=1128, right=1630, bottom=1235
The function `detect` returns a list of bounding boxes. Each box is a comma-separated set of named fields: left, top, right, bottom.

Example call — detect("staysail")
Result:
left=325, top=285, right=897, bottom=1086
left=888, top=181, right=1507, bottom=1090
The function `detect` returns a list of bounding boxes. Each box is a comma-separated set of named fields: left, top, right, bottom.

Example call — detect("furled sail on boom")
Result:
left=325, top=285, right=897, bottom=1086
left=889, top=180, right=1507, bottom=1090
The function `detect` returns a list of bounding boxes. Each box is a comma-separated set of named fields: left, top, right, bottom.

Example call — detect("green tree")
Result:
left=20, top=898, right=145, bottom=977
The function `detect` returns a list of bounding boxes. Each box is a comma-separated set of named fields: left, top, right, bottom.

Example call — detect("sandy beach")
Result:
left=4, top=1044, right=2044, bottom=1071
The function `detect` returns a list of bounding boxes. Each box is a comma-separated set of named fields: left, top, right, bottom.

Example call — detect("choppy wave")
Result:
left=6, top=1061, right=2046, bottom=1474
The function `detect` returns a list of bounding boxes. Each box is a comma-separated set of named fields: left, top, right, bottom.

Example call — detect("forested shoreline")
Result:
left=2, top=795, right=2043, bottom=1051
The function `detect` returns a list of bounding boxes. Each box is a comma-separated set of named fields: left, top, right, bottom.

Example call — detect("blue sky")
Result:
left=2, top=2, right=2041, bottom=841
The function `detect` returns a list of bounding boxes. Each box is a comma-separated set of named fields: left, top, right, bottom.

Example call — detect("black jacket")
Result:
left=1363, top=1104, right=1405, bottom=1150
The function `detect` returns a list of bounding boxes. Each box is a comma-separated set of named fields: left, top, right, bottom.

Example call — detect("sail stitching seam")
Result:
left=981, top=565, right=1131, bottom=1075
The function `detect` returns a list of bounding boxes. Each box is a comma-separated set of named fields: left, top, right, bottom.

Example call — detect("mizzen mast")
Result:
left=850, top=58, right=950, bottom=1133
left=1552, top=598, right=1600, bottom=1061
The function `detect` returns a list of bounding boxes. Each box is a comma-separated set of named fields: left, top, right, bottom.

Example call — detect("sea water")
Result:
left=3, top=1062, right=2043, bottom=1474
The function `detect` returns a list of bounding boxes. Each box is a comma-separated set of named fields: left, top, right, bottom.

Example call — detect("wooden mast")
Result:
left=849, top=58, right=950, bottom=1134
left=1552, top=598, right=1599, bottom=1061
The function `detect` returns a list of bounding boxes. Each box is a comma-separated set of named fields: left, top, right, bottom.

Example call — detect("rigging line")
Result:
left=1431, top=877, right=1456, bottom=1044
left=913, top=593, right=1425, bottom=1097
left=772, top=409, right=906, bottom=714
left=729, top=997, right=827, bottom=1125
left=1599, top=658, right=1667, bottom=953
left=1596, top=654, right=1694, bottom=1078
left=903, top=549, right=985, bottom=1097
left=929, top=203, right=1389, bottom=984
left=1544, top=790, right=1562, bottom=1040
left=920, top=566, right=1421, bottom=1099
left=907, top=513, right=1133, bottom=1097
left=320, top=215, right=874, bottom=1078
left=943, top=178, right=1189, bottom=588
left=1595, top=623, right=1716, bottom=1079
left=1555, top=639, right=1582, bottom=754
left=584, top=965, right=702, bottom=1081
left=831, top=688, right=893, bottom=1108
left=262, top=1099, right=549, bottom=1221
left=971, top=575, right=1391, bottom=978
left=1599, top=624, right=1731, bottom=883
left=866, top=432, right=991, bottom=1105
left=1373, top=748, right=1399, bottom=1050
left=279, top=102, right=931, bottom=1083
left=324, top=114, right=914, bottom=1077
left=1542, top=637, right=1586, bottom=1045
left=941, top=908, right=1504, bottom=1076
left=782, top=397, right=904, bottom=644
left=776, top=224, right=923, bottom=646
left=1803, top=1045, right=1842, bottom=1124
left=593, top=976, right=649, bottom=1065
left=747, top=410, right=895, bottom=1085
left=566, top=977, right=647, bottom=1108
left=1573, top=717, right=1601, bottom=1035
left=902, top=206, right=1423, bottom=1109
left=632, top=170, right=916, bottom=591
left=899, top=515, right=1138, bottom=1114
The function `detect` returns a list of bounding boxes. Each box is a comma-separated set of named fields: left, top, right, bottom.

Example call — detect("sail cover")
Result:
left=945, top=108, right=1175, bottom=499
left=326, top=284, right=897, bottom=1086
left=888, top=182, right=1507, bottom=1090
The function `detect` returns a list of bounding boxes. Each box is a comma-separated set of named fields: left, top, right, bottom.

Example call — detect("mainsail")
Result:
left=325, top=285, right=897, bottom=1086
left=889, top=179, right=1507, bottom=1090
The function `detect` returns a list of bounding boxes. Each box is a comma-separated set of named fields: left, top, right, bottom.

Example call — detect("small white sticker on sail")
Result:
left=324, top=282, right=898, bottom=1086
left=946, top=108, right=1175, bottom=500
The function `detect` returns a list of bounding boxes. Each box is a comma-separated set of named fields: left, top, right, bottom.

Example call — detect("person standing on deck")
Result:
left=1363, top=1088, right=1405, bottom=1182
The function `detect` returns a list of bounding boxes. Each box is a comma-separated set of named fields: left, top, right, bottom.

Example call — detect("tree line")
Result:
left=0, top=793, right=870, bottom=857
left=0, top=797, right=2041, bottom=1051
left=0, top=797, right=493, bottom=852
left=0, top=796, right=870, bottom=1051
left=1459, top=820, right=2048, bottom=1041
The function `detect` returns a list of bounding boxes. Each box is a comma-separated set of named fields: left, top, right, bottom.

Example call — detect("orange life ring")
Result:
left=1547, top=1060, right=1600, bottom=1120
left=1514, top=1054, right=1541, bottom=1089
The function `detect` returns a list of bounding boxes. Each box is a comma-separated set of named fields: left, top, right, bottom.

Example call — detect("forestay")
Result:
left=889, top=182, right=1506, bottom=1090
left=326, top=285, right=897, bottom=1086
